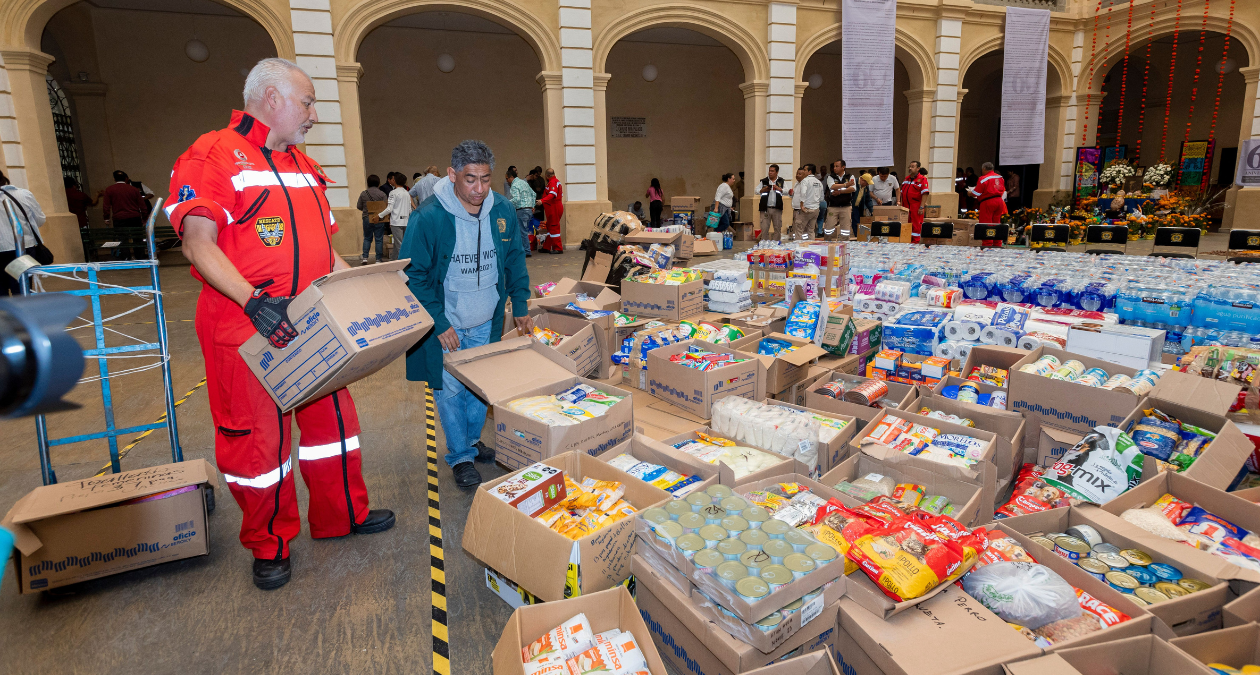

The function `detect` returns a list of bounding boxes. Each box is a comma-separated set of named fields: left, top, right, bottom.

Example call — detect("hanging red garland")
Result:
left=1082, top=0, right=1105, bottom=147
left=1183, top=0, right=1210, bottom=145
left=1115, top=0, right=1135, bottom=156
left=1161, top=0, right=1184, bottom=162
left=1094, top=2, right=1116, bottom=151
left=1133, top=0, right=1155, bottom=164
left=1208, top=0, right=1236, bottom=144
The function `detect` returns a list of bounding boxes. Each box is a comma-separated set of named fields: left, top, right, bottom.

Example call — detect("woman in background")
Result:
left=646, top=178, right=664, bottom=227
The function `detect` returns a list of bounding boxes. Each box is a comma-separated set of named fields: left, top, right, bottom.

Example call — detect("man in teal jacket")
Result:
left=401, top=140, right=532, bottom=488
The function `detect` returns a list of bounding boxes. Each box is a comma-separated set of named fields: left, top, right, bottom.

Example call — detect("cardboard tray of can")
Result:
left=998, top=505, right=1231, bottom=637
left=633, top=472, right=849, bottom=625
left=819, top=452, right=987, bottom=527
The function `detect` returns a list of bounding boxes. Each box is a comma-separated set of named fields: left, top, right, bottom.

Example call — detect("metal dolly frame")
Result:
left=7, top=198, right=182, bottom=485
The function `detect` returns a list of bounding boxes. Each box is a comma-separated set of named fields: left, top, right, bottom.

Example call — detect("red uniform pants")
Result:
left=906, top=198, right=923, bottom=242
left=978, top=197, right=1008, bottom=247
left=542, top=202, right=564, bottom=252
left=197, top=300, right=370, bottom=560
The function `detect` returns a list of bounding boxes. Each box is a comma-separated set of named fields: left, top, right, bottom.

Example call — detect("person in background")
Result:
left=102, top=170, right=145, bottom=229
left=955, top=168, right=968, bottom=207
left=646, top=178, right=663, bottom=227
left=410, top=166, right=441, bottom=207
left=713, top=172, right=736, bottom=232
left=824, top=159, right=856, bottom=240
left=758, top=165, right=785, bottom=242
left=627, top=200, right=646, bottom=222
left=64, top=176, right=98, bottom=230
left=870, top=167, right=899, bottom=206
left=1005, top=170, right=1021, bottom=213
left=538, top=168, right=564, bottom=254
left=0, top=170, right=46, bottom=295
left=900, top=161, right=929, bottom=243
left=356, top=173, right=388, bottom=264
left=852, top=171, right=875, bottom=236
left=379, top=172, right=412, bottom=260
left=815, top=163, right=828, bottom=237
left=527, top=166, right=545, bottom=200
left=506, top=165, right=536, bottom=257
left=971, top=162, right=1008, bottom=246
left=964, top=167, right=978, bottom=210
left=401, top=140, right=532, bottom=489
left=790, top=164, right=823, bottom=241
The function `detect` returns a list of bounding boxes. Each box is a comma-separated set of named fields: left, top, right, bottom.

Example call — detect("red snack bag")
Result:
left=842, top=513, right=976, bottom=602
left=1075, top=588, right=1130, bottom=628
left=973, top=529, right=1039, bottom=568
left=858, top=495, right=907, bottom=524
left=994, top=463, right=1074, bottom=519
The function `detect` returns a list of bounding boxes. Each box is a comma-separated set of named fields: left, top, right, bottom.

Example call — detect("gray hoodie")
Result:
left=435, top=178, right=500, bottom=330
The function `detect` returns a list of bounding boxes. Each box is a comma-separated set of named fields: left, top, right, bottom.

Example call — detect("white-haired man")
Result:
left=166, top=57, right=394, bottom=591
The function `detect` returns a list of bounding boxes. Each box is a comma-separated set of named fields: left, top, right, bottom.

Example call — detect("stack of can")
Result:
left=1029, top=525, right=1210, bottom=605
left=1018, top=356, right=1162, bottom=393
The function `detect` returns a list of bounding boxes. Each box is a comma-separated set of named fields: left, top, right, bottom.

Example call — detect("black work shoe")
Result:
left=474, top=440, right=495, bottom=463
left=352, top=509, right=396, bottom=535
left=453, top=461, right=482, bottom=489
left=253, top=557, right=291, bottom=590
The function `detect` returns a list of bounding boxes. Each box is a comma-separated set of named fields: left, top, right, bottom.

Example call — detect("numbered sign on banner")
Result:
left=1237, top=139, right=1260, bottom=187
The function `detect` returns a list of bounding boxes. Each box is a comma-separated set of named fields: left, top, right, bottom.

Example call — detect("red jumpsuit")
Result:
left=539, top=175, right=565, bottom=252
left=900, top=174, right=929, bottom=242
left=972, top=171, right=1008, bottom=246
left=167, top=110, right=371, bottom=561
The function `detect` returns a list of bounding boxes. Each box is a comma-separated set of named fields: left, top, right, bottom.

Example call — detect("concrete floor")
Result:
left=0, top=230, right=1234, bottom=674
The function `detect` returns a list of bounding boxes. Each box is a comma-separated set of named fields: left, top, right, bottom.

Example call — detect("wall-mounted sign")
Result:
left=611, top=117, right=647, bottom=138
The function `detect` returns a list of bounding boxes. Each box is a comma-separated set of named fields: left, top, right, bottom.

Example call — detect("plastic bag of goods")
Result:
left=960, top=562, right=1080, bottom=630
left=709, top=396, right=820, bottom=471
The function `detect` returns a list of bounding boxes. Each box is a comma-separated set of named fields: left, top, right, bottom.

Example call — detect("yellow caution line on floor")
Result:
left=427, top=387, right=450, bottom=675
left=91, top=377, right=208, bottom=477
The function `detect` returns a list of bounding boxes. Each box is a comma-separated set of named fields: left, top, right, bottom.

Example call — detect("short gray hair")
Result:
left=243, top=58, right=308, bottom=107
left=451, top=140, right=495, bottom=172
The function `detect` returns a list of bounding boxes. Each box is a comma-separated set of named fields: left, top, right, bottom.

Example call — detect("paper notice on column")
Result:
left=842, top=0, right=896, bottom=167
left=1000, top=7, right=1050, bottom=165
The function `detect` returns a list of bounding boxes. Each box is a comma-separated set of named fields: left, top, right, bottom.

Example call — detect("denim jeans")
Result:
left=437, top=320, right=494, bottom=468
left=362, top=215, right=385, bottom=260
left=516, top=208, right=533, bottom=254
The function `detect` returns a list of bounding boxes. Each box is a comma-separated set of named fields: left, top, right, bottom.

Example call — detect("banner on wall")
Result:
left=1237, top=139, right=1260, bottom=187
left=999, top=7, right=1050, bottom=165
left=1177, top=140, right=1216, bottom=193
left=842, top=0, right=896, bottom=166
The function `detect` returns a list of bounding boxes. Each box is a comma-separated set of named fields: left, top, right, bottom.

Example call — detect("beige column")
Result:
left=903, top=88, right=933, bottom=174
left=766, top=2, right=797, bottom=191
left=740, top=81, right=768, bottom=219
left=791, top=82, right=806, bottom=178
left=1033, top=94, right=1073, bottom=209
left=335, top=63, right=365, bottom=209
left=593, top=73, right=610, bottom=202
left=929, top=12, right=963, bottom=217
left=59, top=81, right=112, bottom=197
left=2, top=49, right=80, bottom=262
left=1223, top=66, right=1260, bottom=231
left=538, top=71, right=565, bottom=176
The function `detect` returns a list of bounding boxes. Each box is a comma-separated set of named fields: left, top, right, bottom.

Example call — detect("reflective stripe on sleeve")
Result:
left=223, top=457, right=292, bottom=489
left=231, top=170, right=324, bottom=191
left=297, top=435, right=361, bottom=461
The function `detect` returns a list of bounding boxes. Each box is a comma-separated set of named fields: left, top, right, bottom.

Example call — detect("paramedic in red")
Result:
left=538, top=167, right=564, bottom=253
left=970, top=161, right=1008, bottom=246
left=900, top=160, right=929, bottom=242
left=169, top=58, right=394, bottom=591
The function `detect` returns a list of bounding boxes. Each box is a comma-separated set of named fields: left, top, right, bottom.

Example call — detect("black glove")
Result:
left=244, top=286, right=298, bottom=348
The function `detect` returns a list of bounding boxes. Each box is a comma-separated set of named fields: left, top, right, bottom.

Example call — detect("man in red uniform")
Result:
left=169, top=58, right=394, bottom=590
left=538, top=168, right=564, bottom=253
left=970, top=161, right=1008, bottom=246
left=900, top=161, right=929, bottom=243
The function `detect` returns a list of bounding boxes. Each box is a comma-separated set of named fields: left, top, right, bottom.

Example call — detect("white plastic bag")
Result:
left=960, top=562, right=1080, bottom=630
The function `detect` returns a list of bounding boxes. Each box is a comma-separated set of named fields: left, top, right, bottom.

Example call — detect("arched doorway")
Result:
left=356, top=11, right=546, bottom=191
left=603, top=27, right=745, bottom=215
left=40, top=0, right=279, bottom=223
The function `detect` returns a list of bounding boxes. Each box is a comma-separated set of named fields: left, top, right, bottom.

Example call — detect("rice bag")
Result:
left=565, top=632, right=648, bottom=675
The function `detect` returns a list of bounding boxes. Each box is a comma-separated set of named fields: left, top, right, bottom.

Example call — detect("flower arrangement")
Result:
left=1099, top=160, right=1136, bottom=186
left=960, top=209, right=979, bottom=220
left=1145, top=163, right=1174, bottom=187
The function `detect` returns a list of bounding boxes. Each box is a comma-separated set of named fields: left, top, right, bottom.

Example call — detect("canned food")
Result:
left=706, top=484, right=734, bottom=502
left=783, top=553, right=817, bottom=579
left=762, top=539, right=794, bottom=564
left=760, top=564, right=794, bottom=590
left=761, top=519, right=791, bottom=539
left=1155, top=581, right=1191, bottom=598
left=956, top=382, right=980, bottom=405
left=715, top=561, right=748, bottom=588
left=718, top=538, right=747, bottom=561
left=805, top=543, right=839, bottom=566
left=1127, top=566, right=1157, bottom=586
left=988, top=391, right=1007, bottom=410
left=801, top=587, right=823, bottom=603
left=1078, top=557, right=1110, bottom=581
left=1099, top=374, right=1133, bottom=391
left=1028, top=536, right=1056, bottom=550
left=1096, top=551, right=1130, bottom=571
left=676, top=533, right=705, bottom=559
left=740, top=549, right=773, bottom=572
left=1179, top=578, right=1212, bottom=593
left=1053, top=535, right=1091, bottom=562
left=1120, top=370, right=1160, bottom=396
left=701, top=504, right=728, bottom=525
left=1148, top=563, right=1183, bottom=583
left=687, top=492, right=714, bottom=512
left=654, top=520, right=683, bottom=544
left=1092, top=542, right=1121, bottom=556
left=1127, top=594, right=1149, bottom=606
left=1134, top=587, right=1171, bottom=605
left=1066, top=525, right=1103, bottom=548
left=1021, top=355, right=1062, bottom=376
left=720, top=496, right=749, bottom=515
left=642, top=508, right=671, bottom=526
left=721, top=515, right=749, bottom=538
left=754, top=613, right=783, bottom=632
left=844, top=379, right=890, bottom=406
left=784, top=529, right=815, bottom=552
left=779, top=599, right=804, bottom=617
left=740, top=528, right=769, bottom=551
left=1051, top=360, right=1085, bottom=381
left=743, top=506, right=770, bottom=529
left=677, top=512, right=705, bottom=534
left=1120, top=549, right=1153, bottom=567
left=736, top=576, right=771, bottom=603
left=1105, top=571, right=1140, bottom=593
left=664, top=500, right=693, bottom=520
left=692, top=549, right=724, bottom=574
left=1076, top=367, right=1109, bottom=388
left=698, top=525, right=729, bottom=549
